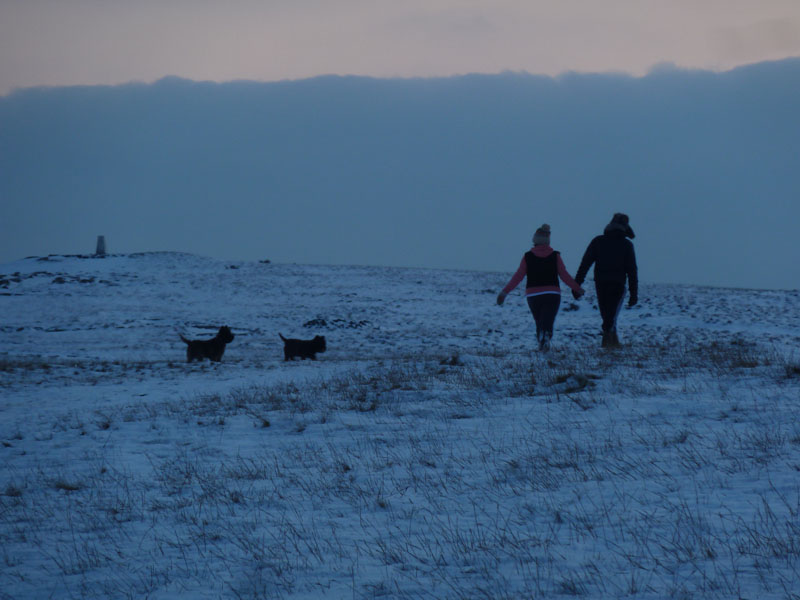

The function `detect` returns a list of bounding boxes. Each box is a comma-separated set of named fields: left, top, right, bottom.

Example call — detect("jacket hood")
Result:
left=531, top=245, right=555, bottom=257
left=604, top=220, right=635, bottom=239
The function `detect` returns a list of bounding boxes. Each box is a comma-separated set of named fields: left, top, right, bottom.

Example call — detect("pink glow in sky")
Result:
left=2, top=0, right=800, bottom=95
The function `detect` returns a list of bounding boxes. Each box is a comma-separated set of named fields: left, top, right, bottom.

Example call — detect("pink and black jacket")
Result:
left=501, top=246, right=582, bottom=297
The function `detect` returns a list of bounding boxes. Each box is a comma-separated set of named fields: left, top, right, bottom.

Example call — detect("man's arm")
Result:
left=626, top=242, right=639, bottom=305
left=574, top=239, right=597, bottom=285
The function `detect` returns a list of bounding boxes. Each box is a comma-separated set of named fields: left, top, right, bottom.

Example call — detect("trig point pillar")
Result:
left=95, top=235, right=106, bottom=256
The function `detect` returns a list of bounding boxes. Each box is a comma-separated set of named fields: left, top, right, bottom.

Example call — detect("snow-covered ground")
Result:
left=2, top=252, right=799, bottom=599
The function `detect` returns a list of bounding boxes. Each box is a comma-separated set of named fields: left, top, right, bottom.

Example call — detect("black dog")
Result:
left=279, top=333, right=326, bottom=361
left=180, top=326, right=235, bottom=362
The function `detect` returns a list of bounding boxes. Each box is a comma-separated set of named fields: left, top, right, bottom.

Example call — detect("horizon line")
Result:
left=4, top=55, right=800, bottom=99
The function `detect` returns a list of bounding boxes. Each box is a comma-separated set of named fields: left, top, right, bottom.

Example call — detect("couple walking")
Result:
left=497, top=213, right=638, bottom=351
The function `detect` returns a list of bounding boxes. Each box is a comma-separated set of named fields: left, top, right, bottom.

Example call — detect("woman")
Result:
left=497, top=224, right=584, bottom=351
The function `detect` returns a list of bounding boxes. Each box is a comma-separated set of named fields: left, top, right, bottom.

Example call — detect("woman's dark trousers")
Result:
left=526, top=294, right=561, bottom=348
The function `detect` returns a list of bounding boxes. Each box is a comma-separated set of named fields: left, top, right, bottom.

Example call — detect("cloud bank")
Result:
left=3, top=1, right=800, bottom=94
left=1, top=59, right=799, bottom=289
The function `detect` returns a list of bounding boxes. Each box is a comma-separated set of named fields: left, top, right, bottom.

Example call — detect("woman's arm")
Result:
left=557, top=255, right=583, bottom=293
left=497, top=256, right=526, bottom=304
left=501, top=257, right=527, bottom=296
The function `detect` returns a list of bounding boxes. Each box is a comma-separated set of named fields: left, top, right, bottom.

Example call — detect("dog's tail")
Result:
left=179, top=333, right=191, bottom=345
left=279, top=333, right=287, bottom=342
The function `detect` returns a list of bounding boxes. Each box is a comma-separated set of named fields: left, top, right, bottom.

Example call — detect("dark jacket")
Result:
left=524, top=251, right=559, bottom=289
left=575, top=231, right=638, bottom=296
left=500, top=246, right=582, bottom=297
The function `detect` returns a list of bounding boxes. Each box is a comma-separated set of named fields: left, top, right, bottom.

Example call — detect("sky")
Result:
left=1, top=1, right=799, bottom=290
left=2, top=64, right=799, bottom=289
left=2, top=1, right=800, bottom=95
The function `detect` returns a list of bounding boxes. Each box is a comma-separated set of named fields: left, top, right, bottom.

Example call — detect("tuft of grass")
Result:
left=53, top=479, right=82, bottom=492
left=553, top=373, right=598, bottom=394
left=3, top=484, right=23, bottom=498
left=0, top=357, right=52, bottom=373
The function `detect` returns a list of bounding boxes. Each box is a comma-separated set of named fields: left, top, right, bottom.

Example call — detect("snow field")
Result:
left=2, top=253, right=800, bottom=599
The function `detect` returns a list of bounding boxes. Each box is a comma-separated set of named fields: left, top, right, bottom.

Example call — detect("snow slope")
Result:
left=2, top=252, right=799, bottom=599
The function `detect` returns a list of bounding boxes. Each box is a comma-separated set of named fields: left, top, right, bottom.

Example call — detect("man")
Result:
left=575, top=213, right=638, bottom=348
